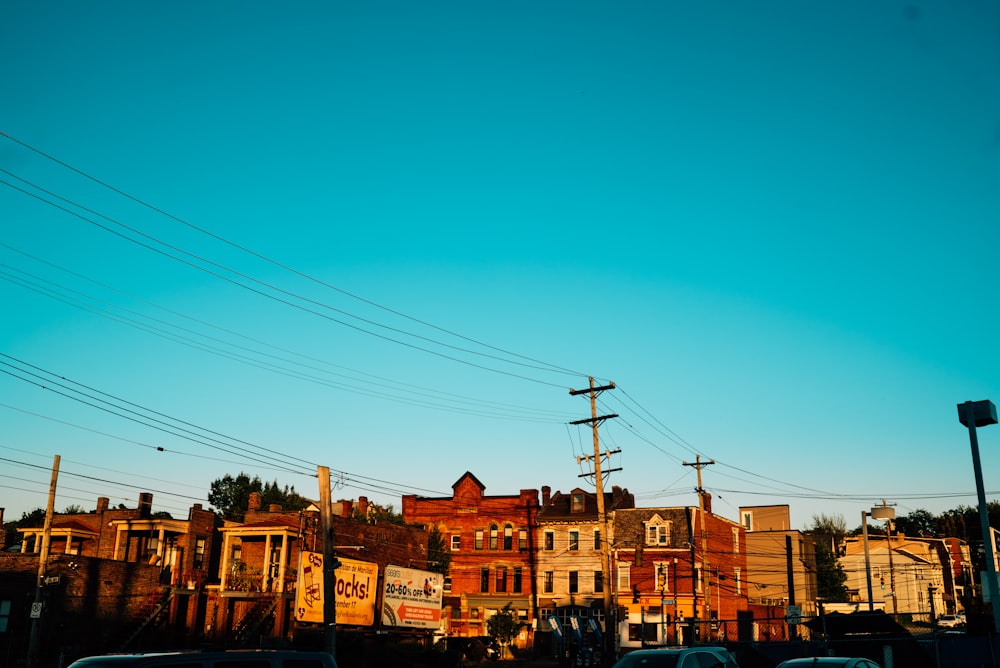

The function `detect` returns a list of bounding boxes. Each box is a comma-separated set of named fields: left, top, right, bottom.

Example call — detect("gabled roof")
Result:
left=538, top=487, right=635, bottom=522
left=453, top=471, right=485, bottom=491
left=222, top=516, right=301, bottom=532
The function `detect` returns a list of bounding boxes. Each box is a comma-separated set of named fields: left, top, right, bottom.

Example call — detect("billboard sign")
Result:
left=381, top=564, right=443, bottom=629
left=295, top=552, right=379, bottom=626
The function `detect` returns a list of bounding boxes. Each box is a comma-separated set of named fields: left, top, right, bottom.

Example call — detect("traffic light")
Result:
left=880, top=575, right=885, bottom=590
left=632, top=585, right=640, bottom=603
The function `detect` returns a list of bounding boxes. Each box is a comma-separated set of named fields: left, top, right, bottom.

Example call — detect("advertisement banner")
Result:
left=381, top=564, right=443, bottom=629
left=295, top=552, right=379, bottom=626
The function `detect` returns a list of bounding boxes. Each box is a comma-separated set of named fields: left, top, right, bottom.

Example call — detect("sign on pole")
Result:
left=295, top=552, right=378, bottom=626
left=381, top=564, right=443, bottom=629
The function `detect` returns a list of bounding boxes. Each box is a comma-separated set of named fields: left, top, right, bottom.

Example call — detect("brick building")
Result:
left=534, top=485, right=634, bottom=649
left=612, top=495, right=748, bottom=649
left=401, top=472, right=540, bottom=649
left=6, top=493, right=218, bottom=664
left=205, top=492, right=431, bottom=647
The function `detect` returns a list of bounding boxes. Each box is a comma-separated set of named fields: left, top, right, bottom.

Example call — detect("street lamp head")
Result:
left=870, top=506, right=895, bottom=521
left=958, top=400, right=998, bottom=428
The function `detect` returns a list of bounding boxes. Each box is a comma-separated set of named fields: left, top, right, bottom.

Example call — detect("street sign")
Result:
left=30, top=602, right=42, bottom=619
left=786, top=605, right=802, bottom=625
left=662, top=599, right=675, bottom=605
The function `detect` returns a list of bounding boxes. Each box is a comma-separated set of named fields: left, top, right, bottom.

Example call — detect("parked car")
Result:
left=775, top=659, right=882, bottom=668
left=936, top=614, right=964, bottom=628
left=613, top=646, right=739, bottom=668
left=67, top=650, right=338, bottom=668
left=465, top=636, right=500, bottom=661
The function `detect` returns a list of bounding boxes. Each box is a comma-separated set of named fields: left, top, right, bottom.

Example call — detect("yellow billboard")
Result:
left=295, top=552, right=379, bottom=626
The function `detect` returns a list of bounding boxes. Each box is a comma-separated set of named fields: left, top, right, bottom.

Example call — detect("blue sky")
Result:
left=2, top=1, right=999, bottom=531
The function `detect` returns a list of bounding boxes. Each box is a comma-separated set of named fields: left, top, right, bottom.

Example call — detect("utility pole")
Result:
left=570, top=377, right=618, bottom=663
left=682, top=456, right=713, bottom=642
left=318, top=466, right=338, bottom=659
left=27, top=455, right=59, bottom=668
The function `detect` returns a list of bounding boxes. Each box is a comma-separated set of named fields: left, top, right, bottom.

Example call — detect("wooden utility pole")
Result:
left=682, top=456, right=713, bottom=642
left=27, top=455, right=59, bottom=668
left=570, top=377, right=618, bottom=662
left=318, top=466, right=337, bottom=659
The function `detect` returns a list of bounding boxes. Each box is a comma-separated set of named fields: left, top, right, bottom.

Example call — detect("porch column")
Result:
left=220, top=532, right=231, bottom=592
left=277, top=534, right=289, bottom=593
left=113, top=527, right=124, bottom=560
left=156, top=528, right=166, bottom=563
left=64, top=531, right=73, bottom=554
left=264, top=534, right=273, bottom=591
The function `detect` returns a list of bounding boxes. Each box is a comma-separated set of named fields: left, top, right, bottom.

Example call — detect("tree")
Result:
left=486, top=602, right=525, bottom=659
left=894, top=509, right=936, bottom=537
left=807, top=513, right=849, bottom=602
left=62, top=504, right=87, bottom=514
left=814, top=540, right=849, bottom=602
left=208, top=472, right=308, bottom=521
left=428, top=526, right=451, bottom=575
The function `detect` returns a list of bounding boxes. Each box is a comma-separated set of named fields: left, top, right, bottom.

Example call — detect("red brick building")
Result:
left=205, top=492, right=431, bottom=647
left=7, top=493, right=218, bottom=663
left=612, top=495, right=749, bottom=649
left=401, top=472, right=540, bottom=648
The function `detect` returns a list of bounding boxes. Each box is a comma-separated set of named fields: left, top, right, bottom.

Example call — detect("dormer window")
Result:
left=571, top=493, right=585, bottom=513
left=644, top=515, right=671, bottom=546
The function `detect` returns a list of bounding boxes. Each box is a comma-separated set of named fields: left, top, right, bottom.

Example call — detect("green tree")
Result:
left=807, top=513, right=849, bottom=602
left=62, top=504, right=87, bottom=514
left=208, top=472, right=308, bottom=521
left=814, top=540, right=849, bottom=602
left=351, top=503, right=407, bottom=525
left=486, top=602, right=525, bottom=659
left=428, top=526, right=451, bottom=575
left=894, top=509, right=936, bottom=537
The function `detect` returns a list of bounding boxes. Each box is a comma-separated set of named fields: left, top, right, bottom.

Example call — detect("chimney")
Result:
left=0, top=508, right=4, bottom=525
left=702, top=492, right=712, bottom=515
left=248, top=492, right=262, bottom=511
left=541, top=486, right=551, bottom=506
left=359, top=496, right=369, bottom=517
left=192, top=503, right=202, bottom=511
left=138, top=492, right=153, bottom=518
left=268, top=504, right=282, bottom=512
left=96, top=497, right=109, bottom=513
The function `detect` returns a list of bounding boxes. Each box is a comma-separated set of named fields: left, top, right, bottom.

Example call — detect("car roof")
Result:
left=70, top=650, right=335, bottom=667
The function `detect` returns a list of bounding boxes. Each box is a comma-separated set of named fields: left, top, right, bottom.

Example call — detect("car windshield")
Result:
left=615, top=653, right=680, bottom=668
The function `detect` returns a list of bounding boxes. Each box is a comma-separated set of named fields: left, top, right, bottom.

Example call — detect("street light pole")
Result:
left=958, top=399, right=1000, bottom=632
left=862, top=511, right=875, bottom=612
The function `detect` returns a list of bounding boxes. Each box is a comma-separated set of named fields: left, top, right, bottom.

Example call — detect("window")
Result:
left=193, top=537, right=206, bottom=569
left=475, top=530, right=484, bottom=550
left=594, top=529, right=601, bottom=551
left=489, top=524, right=499, bottom=550
left=732, top=528, right=740, bottom=554
left=0, top=599, right=10, bottom=633
left=569, top=571, right=578, bottom=594
left=645, top=522, right=670, bottom=546
left=696, top=565, right=703, bottom=592
left=569, top=531, right=579, bottom=551
left=734, top=567, right=741, bottom=595
left=513, top=567, right=522, bottom=593
left=481, top=568, right=490, bottom=593
left=451, top=535, right=461, bottom=551
left=504, top=524, right=513, bottom=550
left=230, top=542, right=242, bottom=562
left=543, top=571, right=554, bottom=593
left=519, top=529, right=528, bottom=551
left=593, top=571, right=603, bottom=593
left=742, top=511, right=753, bottom=531
left=146, top=534, right=159, bottom=557
left=496, top=567, right=507, bottom=592
left=443, top=576, right=452, bottom=593
left=571, top=493, right=584, bottom=513
left=617, top=564, right=630, bottom=591
left=544, top=531, right=554, bottom=551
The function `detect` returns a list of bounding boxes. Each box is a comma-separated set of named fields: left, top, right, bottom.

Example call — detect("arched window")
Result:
left=489, top=524, right=499, bottom=550
left=503, top=524, right=513, bottom=550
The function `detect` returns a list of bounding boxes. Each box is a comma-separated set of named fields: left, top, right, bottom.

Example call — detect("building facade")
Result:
left=401, top=472, right=540, bottom=648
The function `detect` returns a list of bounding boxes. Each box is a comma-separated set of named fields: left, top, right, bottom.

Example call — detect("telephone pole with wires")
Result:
left=570, top=377, right=618, bottom=662
left=682, top=456, right=713, bottom=642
